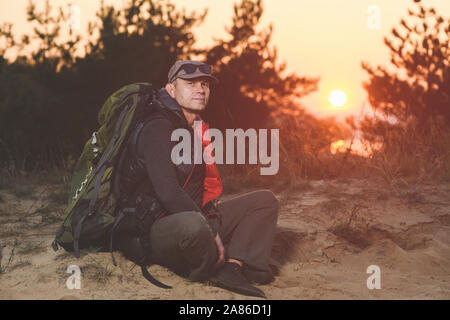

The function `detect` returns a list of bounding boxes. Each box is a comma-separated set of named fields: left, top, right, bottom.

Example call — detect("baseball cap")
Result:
left=168, top=60, right=219, bottom=84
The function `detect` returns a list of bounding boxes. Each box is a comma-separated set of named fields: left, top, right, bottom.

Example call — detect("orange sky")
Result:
left=1, top=0, right=449, bottom=121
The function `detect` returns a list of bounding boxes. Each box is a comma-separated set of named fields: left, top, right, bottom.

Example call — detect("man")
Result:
left=118, top=60, right=279, bottom=298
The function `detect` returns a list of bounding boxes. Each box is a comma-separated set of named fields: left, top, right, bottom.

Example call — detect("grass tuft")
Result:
left=83, top=263, right=114, bottom=285
left=328, top=203, right=370, bottom=248
left=18, top=241, right=47, bottom=255
left=329, top=222, right=371, bottom=249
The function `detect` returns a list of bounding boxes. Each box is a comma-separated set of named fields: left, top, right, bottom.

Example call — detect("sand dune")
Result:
left=1, top=178, right=449, bottom=299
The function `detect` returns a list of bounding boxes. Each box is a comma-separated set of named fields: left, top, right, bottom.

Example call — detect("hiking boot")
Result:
left=242, top=266, right=275, bottom=285
left=209, top=262, right=266, bottom=298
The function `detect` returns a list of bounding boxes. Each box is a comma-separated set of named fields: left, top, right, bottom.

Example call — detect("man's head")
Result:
left=165, top=60, right=218, bottom=113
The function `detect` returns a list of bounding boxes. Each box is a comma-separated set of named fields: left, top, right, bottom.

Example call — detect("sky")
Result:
left=1, top=0, right=449, bottom=121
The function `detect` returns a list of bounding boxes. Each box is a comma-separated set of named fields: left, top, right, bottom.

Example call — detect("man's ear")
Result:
left=165, top=82, right=176, bottom=98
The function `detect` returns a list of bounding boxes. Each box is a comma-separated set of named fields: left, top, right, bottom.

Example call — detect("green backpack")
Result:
left=52, top=82, right=170, bottom=289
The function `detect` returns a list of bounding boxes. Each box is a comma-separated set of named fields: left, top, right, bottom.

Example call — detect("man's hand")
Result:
left=214, top=233, right=225, bottom=269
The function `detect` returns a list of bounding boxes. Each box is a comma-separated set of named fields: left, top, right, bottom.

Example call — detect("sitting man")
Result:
left=118, top=60, right=279, bottom=298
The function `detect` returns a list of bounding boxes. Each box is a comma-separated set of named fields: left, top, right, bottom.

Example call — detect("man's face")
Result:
left=166, top=77, right=211, bottom=112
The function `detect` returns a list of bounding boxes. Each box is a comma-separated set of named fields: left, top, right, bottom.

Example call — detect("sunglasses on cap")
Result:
left=170, top=63, right=212, bottom=83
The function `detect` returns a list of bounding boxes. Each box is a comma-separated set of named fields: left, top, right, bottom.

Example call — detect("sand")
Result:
left=1, top=178, right=449, bottom=300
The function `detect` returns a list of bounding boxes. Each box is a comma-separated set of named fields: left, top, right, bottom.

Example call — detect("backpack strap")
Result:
left=109, top=214, right=172, bottom=289
left=110, top=87, right=157, bottom=201
left=109, top=207, right=135, bottom=266
left=141, top=265, right=171, bottom=289
left=129, top=108, right=168, bottom=159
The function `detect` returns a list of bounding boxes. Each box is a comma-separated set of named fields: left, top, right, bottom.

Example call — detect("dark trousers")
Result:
left=149, top=190, right=279, bottom=282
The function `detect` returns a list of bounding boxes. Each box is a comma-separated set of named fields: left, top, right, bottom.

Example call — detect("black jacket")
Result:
left=117, top=88, right=220, bottom=235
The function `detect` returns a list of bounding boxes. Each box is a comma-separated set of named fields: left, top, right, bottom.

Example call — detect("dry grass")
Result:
left=48, top=188, right=70, bottom=206
left=12, top=184, right=35, bottom=199
left=8, top=260, right=32, bottom=272
left=0, top=229, right=22, bottom=238
left=18, top=241, right=47, bottom=255
left=362, top=117, right=450, bottom=184
left=330, top=222, right=371, bottom=249
left=328, top=203, right=370, bottom=248
left=0, top=239, right=19, bottom=273
left=83, top=261, right=114, bottom=285
left=1, top=114, right=448, bottom=199
left=39, top=207, right=64, bottom=225
left=0, top=241, right=5, bottom=274
left=320, top=199, right=345, bottom=215
left=55, top=255, right=115, bottom=287
left=53, top=251, right=74, bottom=261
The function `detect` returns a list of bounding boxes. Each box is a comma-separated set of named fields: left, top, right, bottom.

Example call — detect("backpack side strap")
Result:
left=141, top=265, right=171, bottom=289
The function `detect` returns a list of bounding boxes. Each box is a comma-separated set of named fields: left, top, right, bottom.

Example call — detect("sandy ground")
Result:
left=1, top=178, right=449, bottom=300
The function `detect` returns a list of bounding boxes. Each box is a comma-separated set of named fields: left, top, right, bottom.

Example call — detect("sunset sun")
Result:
left=329, top=90, right=347, bottom=107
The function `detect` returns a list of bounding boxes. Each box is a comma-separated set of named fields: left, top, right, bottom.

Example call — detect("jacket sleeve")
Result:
left=137, top=117, right=221, bottom=237
left=137, top=118, right=201, bottom=214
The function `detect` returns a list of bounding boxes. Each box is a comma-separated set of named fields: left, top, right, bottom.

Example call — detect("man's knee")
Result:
left=258, top=189, right=279, bottom=216
left=178, top=212, right=214, bottom=249
left=177, top=212, right=217, bottom=281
